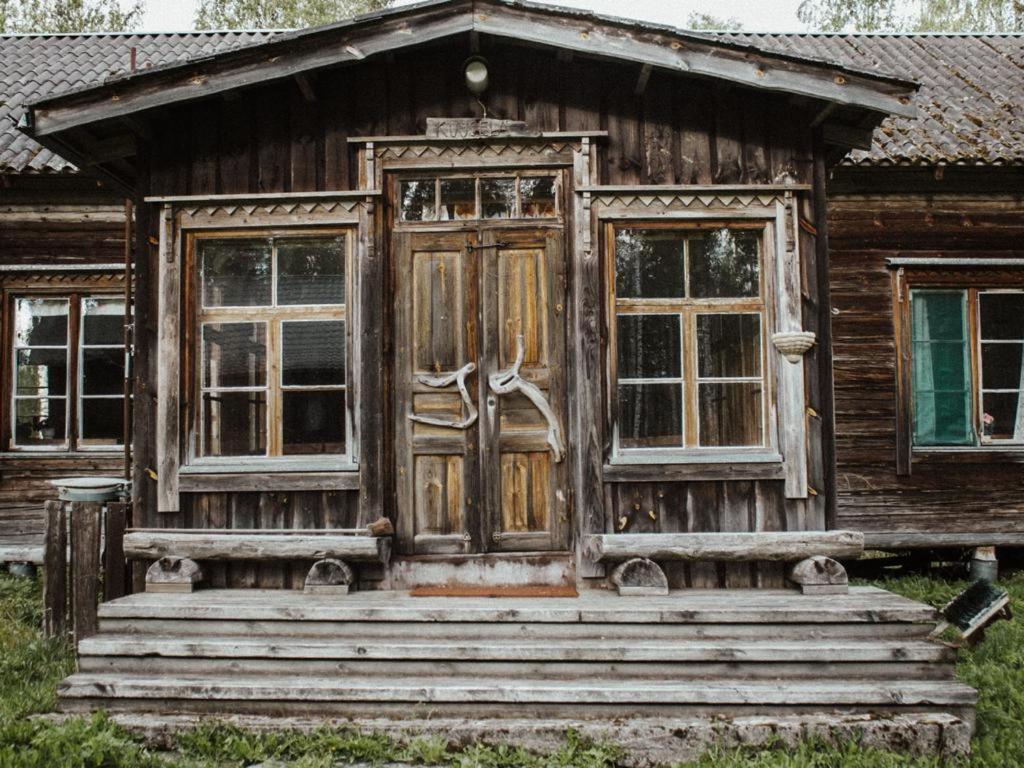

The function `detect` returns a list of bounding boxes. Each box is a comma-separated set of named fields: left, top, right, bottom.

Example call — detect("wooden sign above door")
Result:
left=425, top=117, right=535, bottom=139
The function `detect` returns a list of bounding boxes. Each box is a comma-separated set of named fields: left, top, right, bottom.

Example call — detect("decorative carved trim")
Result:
left=772, top=331, right=817, bottom=363
left=592, top=192, right=788, bottom=213
left=374, top=140, right=580, bottom=167
left=176, top=198, right=367, bottom=229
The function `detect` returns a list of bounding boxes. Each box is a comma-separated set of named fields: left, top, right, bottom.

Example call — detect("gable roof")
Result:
left=725, top=33, right=1024, bottom=167
left=0, top=30, right=275, bottom=174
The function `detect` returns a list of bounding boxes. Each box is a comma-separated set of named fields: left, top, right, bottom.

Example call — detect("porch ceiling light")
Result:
left=464, top=56, right=489, bottom=95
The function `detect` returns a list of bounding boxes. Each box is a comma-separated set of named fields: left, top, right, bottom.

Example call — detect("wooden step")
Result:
left=57, top=673, right=978, bottom=713
left=96, top=587, right=939, bottom=625
left=78, top=634, right=955, bottom=664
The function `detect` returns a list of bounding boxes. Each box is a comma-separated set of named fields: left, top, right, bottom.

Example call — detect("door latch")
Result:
left=466, top=241, right=511, bottom=253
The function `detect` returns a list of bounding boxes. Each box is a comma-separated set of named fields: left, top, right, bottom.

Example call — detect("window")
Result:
left=911, top=289, right=1024, bottom=446
left=610, top=226, right=768, bottom=455
left=398, top=174, right=559, bottom=222
left=10, top=294, right=125, bottom=450
left=195, top=233, right=350, bottom=460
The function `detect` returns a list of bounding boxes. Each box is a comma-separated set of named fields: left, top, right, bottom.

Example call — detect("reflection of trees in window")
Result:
left=612, top=226, right=766, bottom=453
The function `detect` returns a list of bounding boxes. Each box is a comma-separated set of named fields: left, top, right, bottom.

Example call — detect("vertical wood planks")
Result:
left=71, top=502, right=102, bottom=646
left=103, top=502, right=127, bottom=602
left=155, top=206, right=180, bottom=516
left=43, top=500, right=67, bottom=638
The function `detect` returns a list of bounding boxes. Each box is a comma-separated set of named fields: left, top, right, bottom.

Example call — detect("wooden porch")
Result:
left=60, top=586, right=976, bottom=750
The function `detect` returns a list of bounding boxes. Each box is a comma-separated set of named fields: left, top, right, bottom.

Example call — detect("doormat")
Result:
left=410, top=585, right=579, bottom=598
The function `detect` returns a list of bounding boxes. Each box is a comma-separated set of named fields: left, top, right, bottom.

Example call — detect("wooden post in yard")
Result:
left=104, top=502, right=128, bottom=601
left=71, top=502, right=102, bottom=646
left=42, top=500, right=67, bottom=638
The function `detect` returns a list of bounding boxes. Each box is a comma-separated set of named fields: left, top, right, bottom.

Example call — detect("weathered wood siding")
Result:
left=829, top=190, right=1024, bottom=538
left=134, top=40, right=831, bottom=586
left=0, top=190, right=127, bottom=555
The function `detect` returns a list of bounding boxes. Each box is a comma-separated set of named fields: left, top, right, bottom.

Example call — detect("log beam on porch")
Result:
left=584, top=531, right=864, bottom=563
left=123, top=531, right=391, bottom=563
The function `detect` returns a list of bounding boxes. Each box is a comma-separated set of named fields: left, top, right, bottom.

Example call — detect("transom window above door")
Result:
left=609, top=225, right=769, bottom=457
left=398, top=174, right=559, bottom=222
left=911, top=289, right=1024, bottom=446
left=193, top=232, right=352, bottom=461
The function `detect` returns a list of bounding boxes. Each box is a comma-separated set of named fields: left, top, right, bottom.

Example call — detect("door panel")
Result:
left=394, top=227, right=567, bottom=556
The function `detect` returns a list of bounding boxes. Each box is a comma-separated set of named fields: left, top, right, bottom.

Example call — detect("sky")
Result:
left=140, top=0, right=808, bottom=32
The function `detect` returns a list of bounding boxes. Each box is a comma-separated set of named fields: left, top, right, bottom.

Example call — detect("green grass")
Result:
left=0, top=570, right=1022, bottom=766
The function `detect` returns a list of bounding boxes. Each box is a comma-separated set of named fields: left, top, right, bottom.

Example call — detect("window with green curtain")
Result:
left=911, top=290, right=973, bottom=446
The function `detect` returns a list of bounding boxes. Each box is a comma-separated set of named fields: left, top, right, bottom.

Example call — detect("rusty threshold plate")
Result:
left=409, top=585, right=579, bottom=598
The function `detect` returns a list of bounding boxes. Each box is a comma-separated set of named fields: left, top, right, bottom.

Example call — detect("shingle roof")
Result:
left=723, top=33, right=1024, bottom=166
left=0, top=31, right=276, bottom=174
left=2, top=29, right=1022, bottom=174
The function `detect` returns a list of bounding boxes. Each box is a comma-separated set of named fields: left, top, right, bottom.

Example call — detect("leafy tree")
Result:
left=0, top=0, right=143, bottom=33
left=797, top=0, right=1024, bottom=32
left=686, top=11, right=744, bottom=30
left=195, top=0, right=394, bottom=30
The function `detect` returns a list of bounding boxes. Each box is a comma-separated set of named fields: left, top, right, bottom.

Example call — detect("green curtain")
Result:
left=911, top=290, right=973, bottom=446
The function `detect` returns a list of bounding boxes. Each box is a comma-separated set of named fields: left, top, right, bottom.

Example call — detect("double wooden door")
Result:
left=394, top=227, right=569, bottom=555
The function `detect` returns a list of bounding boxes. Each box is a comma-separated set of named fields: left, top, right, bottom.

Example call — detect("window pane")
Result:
left=277, top=238, right=345, bottom=306
left=481, top=178, right=514, bottom=219
left=615, top=230, right=685, bottom=299
left=618, top=383, right=683, bottom=449
left=82, top=348, right=124, bottom=395
left=14, top=298, right=67, bottom=346
left=202, top=323, right=266, bottom=389
left=697, top=314, right=762, bottom=378
left=689, top=229, right=760, bottom=299
left=82, top=298, right=125, bottom=345
left=200, top=239, right=272, bottom=307
left=439, top=178, right=476, bottom=220
left=203, top=391, right=267, bottom=456
left=980, top=293, right=1024, bottom=340
left=982, top=393, right=1023, bottom=441
left=282, top=321, right=345, bottom=386
left=617, top=315, right=680, bottom=379
left=911, top=291, right=972, bottom=446
left=15, top=398, right=67, bottom=446
left=698, top=382, right=763, bottom=447
left=520, top=177, right=556, bottom=217
left=982, top=343, right=1024, bottom=391
left=400, top=179, right=436, bottom=221
left=16, top=349, right=67, bottom=396
left=282, top=390, right=346, bottom=455
left=81, top=398, right=124, bottom=445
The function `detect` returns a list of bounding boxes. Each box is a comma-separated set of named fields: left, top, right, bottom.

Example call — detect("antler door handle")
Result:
left=408, top=362, right=478, bottom=429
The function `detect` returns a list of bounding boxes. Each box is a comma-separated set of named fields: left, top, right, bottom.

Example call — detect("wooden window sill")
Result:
left=913, top=447, right=1024, bottom=464
left=178, top=458, right=359, bottom=493
left=603, top=455, right=784, bottom=483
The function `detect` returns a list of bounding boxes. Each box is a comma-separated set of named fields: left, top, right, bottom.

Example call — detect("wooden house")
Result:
left=5, top=2, right=1019, bottom=754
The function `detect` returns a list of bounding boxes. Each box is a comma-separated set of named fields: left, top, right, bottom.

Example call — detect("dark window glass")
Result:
left=283, top=390, right=346, bottom=454
left=698, top=382, right=763, bottom=447
left=81, top=348, right=124, bottom=396
left=439, top=178, right=476, bottom=220
left=982, top=343, right=1024, bottom=390
left=697, top=314, right=761, bottom=379
left=617, top=315, right=681, bottom=379
left=202, top=323, right=267, bottom=389
left=202, top=391, right=267, bottom=457
left=618, top=383, right=683, bottom=449
left=481, top=178, right=514, bottom=219
left=400, top=179, right=435, bottom=221
left=81, top=398, right=124, bottom=444
left=15, top=398, right=67, bottom=447
left=200, top=239, right=272, bottom=307
left=15, top=349, right=67, bottom=396
left=520, top=177, right=556, bottom=217
left=615, top=230, right=685, bottom=299
left=14, top=298, right=67, bottom=346
left=689, top=229, right=760, bottom=299
left=81, top=298, right=124, bottom=345
left=282, top=321, right=345, bottom=386
left=277, top=238, right=345, bottom=306
left=980, top=293, right=1024, bottom=340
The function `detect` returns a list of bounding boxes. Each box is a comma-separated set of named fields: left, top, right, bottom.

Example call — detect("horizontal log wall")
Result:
left=829, top=190, right=1024, bottom=540
left=0, top=194, right=125, bottom=266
